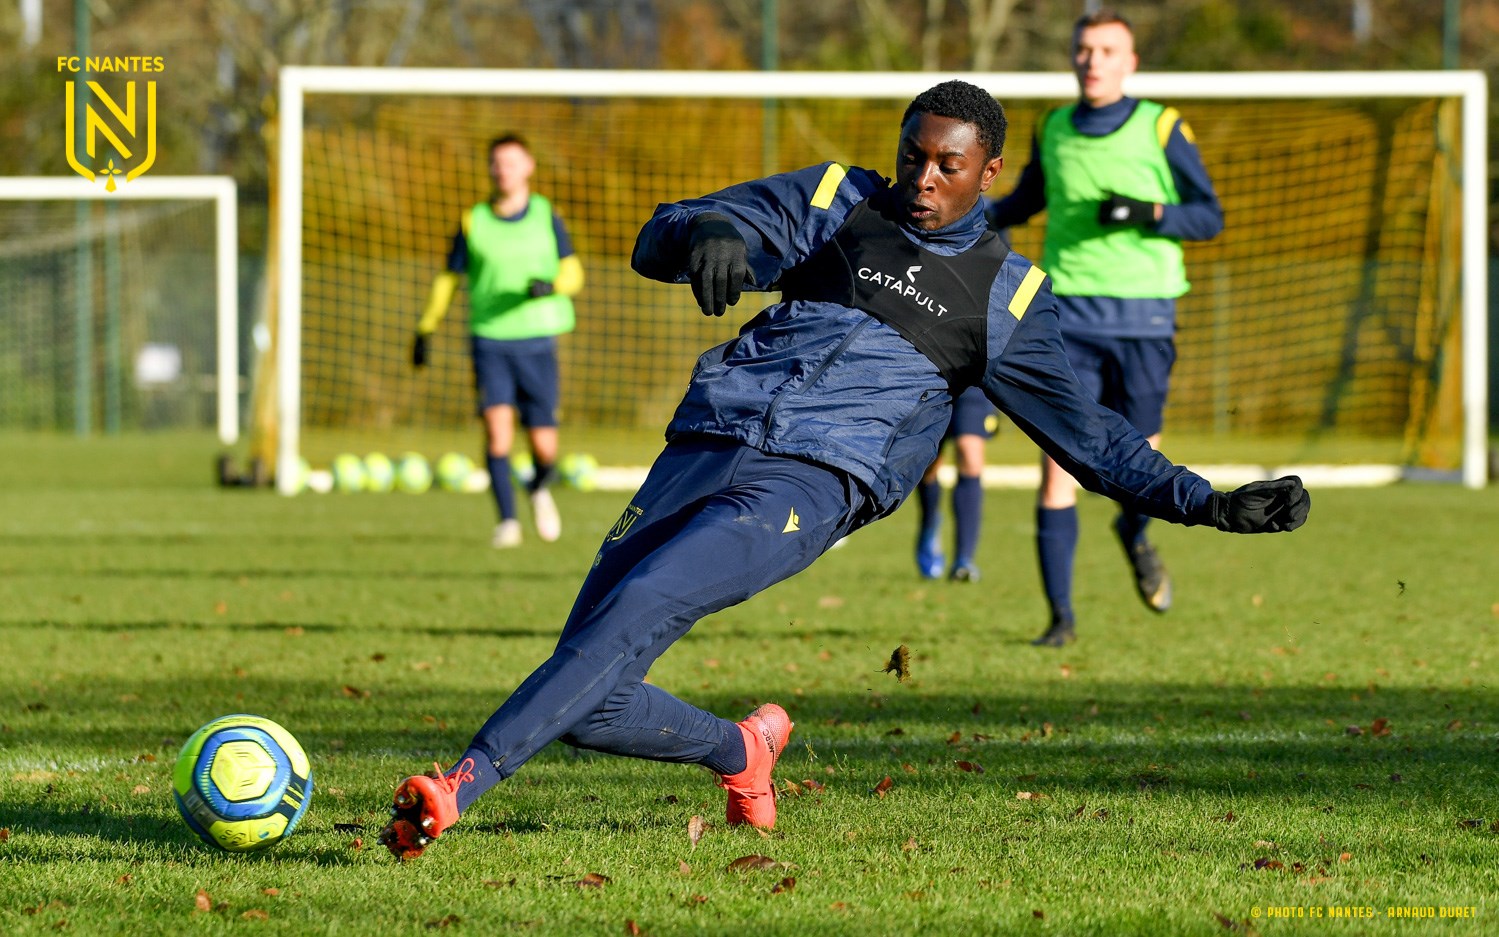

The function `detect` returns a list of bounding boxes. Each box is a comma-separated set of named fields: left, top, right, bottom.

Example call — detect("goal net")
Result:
left=0, top=177, right=240, bottom=443
left=275, top=69, right=1487, bottom=491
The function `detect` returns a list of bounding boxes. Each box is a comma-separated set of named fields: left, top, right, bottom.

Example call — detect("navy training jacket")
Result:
left=631, top=162, right=1216, bottom=526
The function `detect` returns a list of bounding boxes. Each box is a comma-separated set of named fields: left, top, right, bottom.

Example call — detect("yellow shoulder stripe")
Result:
left=460, top=208, right=473, bottom=236
left=810, top=163, right=848, bottom=210
left=1008, top=265, right=1045, bottom=320
left=1156, top=107, right=1183, bottom=147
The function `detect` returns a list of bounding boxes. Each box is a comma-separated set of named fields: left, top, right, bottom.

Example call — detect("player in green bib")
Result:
left=413, top=134, right=584, bottom=548
left=988, top=9, right=1223, bottom=647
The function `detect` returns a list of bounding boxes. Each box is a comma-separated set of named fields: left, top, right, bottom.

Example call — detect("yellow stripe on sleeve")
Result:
left=1008, top=265, right=1045, bottom=320
left=810, top=163, right=848, bottom=209
left=1156, top=107, right=1182, bottom=147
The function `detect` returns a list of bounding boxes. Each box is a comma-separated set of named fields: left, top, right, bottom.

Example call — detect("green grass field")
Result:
left=1, top=432, right=1496, bottom=935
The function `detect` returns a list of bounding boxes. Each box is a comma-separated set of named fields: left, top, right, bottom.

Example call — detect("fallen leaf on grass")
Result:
left=575, top=872, right=611, bottom=888
left=771, top=877, right=796, bottom=894
left=131, top=784, right=150, bottom=795
left=883, top=646, right=911, bottom=683
left=1253, top=858, right=1284, bottom=871
left=726, top=855, right=791, bottom=872
left=1339, top=852, right=1352, bottom=862
left=801, top=778, right=825, bottom=792
left=688, top=815, right=706, bottom=848
left=241, top=910, right=268, bottom=921
left=117, top=874, right=133, bottom=885
left=0, top=828, right=9, bottom=842
left=1456, top=818, right=1486, bottom=829
left=194, top=890, right=212, bottom=912
left=954, top=761, right=983, bottom=774
left=1033, top=909, right=1045, bottom=919
left=425, top=914, right=460, bottom=928
left=349, top=837, right=363, bottom=850
left=1016, top=791, right=1046, bottom=801
left=1370, top=718, right=1392, bottom=737
left=1345, top=725, right=1363, bottom=736
left=677, top=860, right=691, bottom=875
left=872, top=776, right=893, bottom=798
left=625, top=920, right=644, bottom=936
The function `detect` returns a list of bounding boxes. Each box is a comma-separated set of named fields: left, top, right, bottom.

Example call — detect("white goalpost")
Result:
left=275, top=67, right=1488, bottom=492
left=0, top=175, right=240, bottom=444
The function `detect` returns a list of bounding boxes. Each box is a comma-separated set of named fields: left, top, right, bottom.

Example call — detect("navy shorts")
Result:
left=947, top=385, right=1000, bottom=440
left=1061, top=332, right=1175, bottom=437
left=471, top=335, right=560, bottom=428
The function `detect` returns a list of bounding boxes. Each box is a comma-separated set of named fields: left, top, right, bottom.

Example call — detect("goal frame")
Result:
left=0, top=175, right=241, bottom=445
left=276, top=67, right=1488, bottom=491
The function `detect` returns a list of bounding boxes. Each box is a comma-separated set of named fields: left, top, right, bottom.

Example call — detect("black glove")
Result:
left=411, top=332, right=430, bottom=369
left=527, top=278, right=555, bottom=298
left=1098, top=192, right=1156, bottom=226
left=1210, top=476, right=1311, bottom=533
left=687, top=212, right=748, bottom=317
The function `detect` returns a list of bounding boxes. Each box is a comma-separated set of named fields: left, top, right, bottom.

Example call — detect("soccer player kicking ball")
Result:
left=381, top=80, right=1309, bottom=860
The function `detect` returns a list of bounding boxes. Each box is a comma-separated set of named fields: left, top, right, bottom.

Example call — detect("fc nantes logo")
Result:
left=59, top=56, right=163, bottom=192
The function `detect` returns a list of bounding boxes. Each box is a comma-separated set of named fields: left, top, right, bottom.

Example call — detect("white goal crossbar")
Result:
left=0, top=175, right=240, bottom=445
left=277, top=68, right=1488, bottom=491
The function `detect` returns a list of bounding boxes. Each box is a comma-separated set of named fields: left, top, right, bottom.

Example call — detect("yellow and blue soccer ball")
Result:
left=363, top=452, right=395, bottom=493
left=395, top=452, right=432, bottom=493
left=172, top=714, right=312, bottom=852
left=331, top=454, right=366, bottom=493
left=561, top=452, right=600, bottom=492
left=436, top=452, right=475, bottom=492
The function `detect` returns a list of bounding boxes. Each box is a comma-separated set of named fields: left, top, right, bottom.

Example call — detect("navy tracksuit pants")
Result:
left=467, top=437, right=866, bottom=778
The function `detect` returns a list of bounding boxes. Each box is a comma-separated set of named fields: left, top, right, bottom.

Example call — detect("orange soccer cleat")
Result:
left=717, top=703, right=793, bottom=829
left=379, top=761, right=467, bottom=860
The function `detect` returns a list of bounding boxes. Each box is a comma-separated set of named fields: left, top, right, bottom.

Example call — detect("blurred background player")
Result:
left=412, top=133, right=584, bottom=548
left=379, top=81, right=1308, bottom=862
left=914, top=386, right=1000, bottom=582
left=987, top=9, right=1223, bottom=646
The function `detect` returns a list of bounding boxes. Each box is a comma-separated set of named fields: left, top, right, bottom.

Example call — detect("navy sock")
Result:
left=1116, top=510, right=1150, bottom=547
left=486, top=455, right=516, bottom=521
left=1036, top=505, right=1079, bottom=617
left=447, top=747, right=503, bottom=814
left=699, top=718, right=748, bottom=776
left=529, top=460, right=558, bottom=493
left=952, top=474, right=983, bottom=564
left=916, top=479, right=942, bottom=542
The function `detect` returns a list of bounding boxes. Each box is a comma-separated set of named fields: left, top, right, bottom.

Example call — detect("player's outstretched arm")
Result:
left=982, top=291, right=1310, bottom=533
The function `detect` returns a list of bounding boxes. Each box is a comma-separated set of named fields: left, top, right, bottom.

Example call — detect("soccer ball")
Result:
left=363, top=452, right=395, bottom=493
left=509, top=451, right=535, bottom=486
left=395, top=452, right=432, bottom=493
left=436, top=452, right=475, bottom=492
left=331, top=454, right=366, bottom=492
left=173, top=714, right=312, bottom=852
left=561, top=452, right=600, bottom=492
left=281, top=457, right=313, bottom=495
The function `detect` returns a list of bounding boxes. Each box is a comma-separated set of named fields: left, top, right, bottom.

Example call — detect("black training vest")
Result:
left=776, top=195, right=1010, bottom=386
